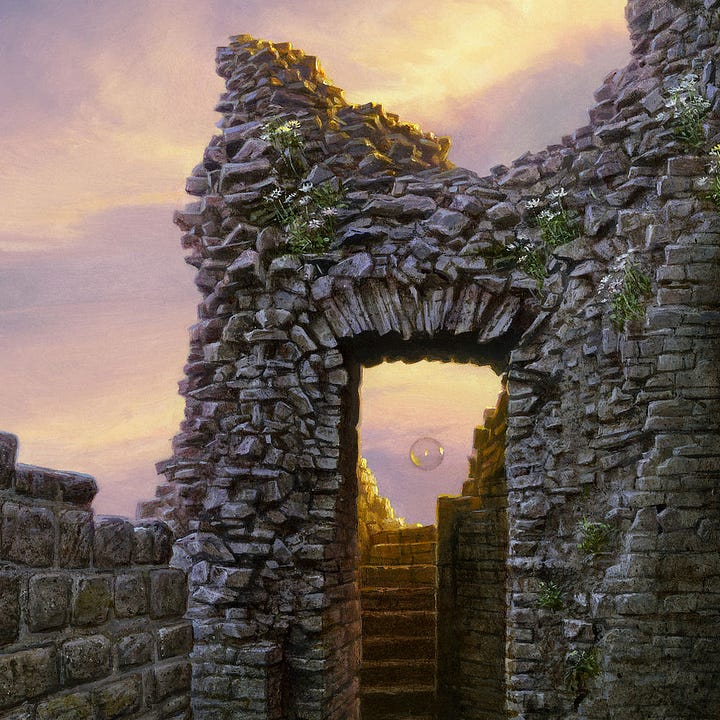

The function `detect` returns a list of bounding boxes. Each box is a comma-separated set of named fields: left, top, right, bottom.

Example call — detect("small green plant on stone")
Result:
left=537, top=580, right=564, bottom=610
left=259, top=117, right=343, bottom=254
left=492, top=233, right=547, bottom=290
left=609, top=263, right=651, bottom=329
left=702, top=143, right=720, bottom=209
left=487, top=187, right=580, bottom=290
left=263, top=181, right=342, bottom=254
left=597, top=249, right=652, bottom=331
left=530, top=187, right=579, bottom=248
left=260, top=118, right=307, bottom=177
left=577, top=517, right=613, bottom=555
left=564, top=648, right=601, bottom=693
left=662, top=73, right=711, bottom=150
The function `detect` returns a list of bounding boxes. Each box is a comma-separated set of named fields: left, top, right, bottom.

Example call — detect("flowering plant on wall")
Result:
left=488, top=187, right=579, bottom=290
left=531, top=187, right=578, bottom=248
left=597, top=249, right=652, bottom=331
left=661, top=73, right=711, bottom=149
left=259, top=118, right=343, bottom=254
left=700, top=143, right=720, bottom=209
left=263, top=181, right=341, bottom=254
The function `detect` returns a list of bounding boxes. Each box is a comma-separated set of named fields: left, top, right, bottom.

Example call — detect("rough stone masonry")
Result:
left=140, top=0, right=720, bottom=715
left=2, top=0, right=720, bottom=718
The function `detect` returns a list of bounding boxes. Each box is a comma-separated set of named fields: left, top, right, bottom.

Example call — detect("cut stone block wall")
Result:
left=0, top=432, right=192, bottom=720
left=131, top=0, right=719, bottom=717
left=437, top=389, right=508, bottom=719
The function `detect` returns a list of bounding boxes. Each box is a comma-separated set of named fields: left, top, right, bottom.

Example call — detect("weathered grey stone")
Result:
left=0, top=647, right=58, bottom=709
left=62, top=635, right=112, bottom=683
left=58, top=510, right=93, bottom=568
left=94, top=675, right=142, bottom=718
left=117, top=632, right=153, bottom=667
left=328, top=252, right=373, bottom=278
left=363, top=194, right=436, bottom=219
left=149, top=569, right=187, bottom=619
left=93, top=516, right=134, bottom=568
left=154, top=661, right=192, bottom=701
left=115, top=573, right=148, bottom=618
left=1, top=503, right=55, bottom=567
left=28, top=575, right=70, bottom=632
left=36, top=693, right=93, bottom=720
left=158, top=622, right=194, bottom=659
left=423, top=208, right=470, bottom=237
left=220, top=159, right=272, bottom=187
left=72, top=577, right=111, bottom=626
left=485, top=202, right=519, bottom=228
left=0, top=573, right=20, bottom=646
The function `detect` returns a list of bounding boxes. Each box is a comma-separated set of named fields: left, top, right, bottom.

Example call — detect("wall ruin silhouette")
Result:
left=1, top=0, right=720, bottom=718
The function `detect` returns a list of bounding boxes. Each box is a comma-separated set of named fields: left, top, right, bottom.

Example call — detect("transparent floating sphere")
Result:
left=409, top=437, right=444, bottom=471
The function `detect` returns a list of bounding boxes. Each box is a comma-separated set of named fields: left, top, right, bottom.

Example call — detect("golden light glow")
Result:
left=1, top=1, right=632, bottom=517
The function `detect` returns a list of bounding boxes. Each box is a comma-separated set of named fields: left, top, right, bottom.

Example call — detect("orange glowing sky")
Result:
left=0, top=0, right=630, bottom=519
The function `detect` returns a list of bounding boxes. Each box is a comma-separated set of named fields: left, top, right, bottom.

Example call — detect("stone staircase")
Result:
left=360, top=525, right=437, bottom=720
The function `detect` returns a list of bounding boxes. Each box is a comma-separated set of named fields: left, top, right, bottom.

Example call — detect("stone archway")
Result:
left=143, top=3, right=720, bottom=718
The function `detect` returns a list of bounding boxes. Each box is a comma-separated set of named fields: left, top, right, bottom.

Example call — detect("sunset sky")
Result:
left=0, top=0, right=630, bottom=520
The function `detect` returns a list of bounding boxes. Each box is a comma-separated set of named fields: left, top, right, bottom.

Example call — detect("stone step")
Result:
left=370, top=525, right=437, bottom=546
left=360, top=564, right=436, bottom=588
left=368, top=541, right=436, bottom=565
left=361, top=659, right=436, bottom=687
left=363, top=636, right=436, bottom=662
left=362, top=610, right=436, bottom=638
left=361, top=586, right=435, bottom=612
left=360, top=685, right=436, bottom=719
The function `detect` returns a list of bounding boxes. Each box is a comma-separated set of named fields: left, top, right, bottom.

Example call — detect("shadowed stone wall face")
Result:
left=142, top=0, right=720, bottom=717
left=437, top=389, right=508, bottom=719
left=0, top=433, right=192, bottom=720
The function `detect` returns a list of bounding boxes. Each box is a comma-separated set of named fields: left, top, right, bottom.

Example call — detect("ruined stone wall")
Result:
left=144, top=0, right=720, bottom=717
left=437, top=388, right=508, bottom=718
left=0, top=433, right=191, bottom=720
left=356, top=458, right=407, bottom=563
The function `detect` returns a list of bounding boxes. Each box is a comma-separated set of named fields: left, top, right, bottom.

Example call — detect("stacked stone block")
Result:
left=357, top=458, right=407, bottom=564
left=141, top=0, right=720, bottom=717
left=0, top=432, right=192, bottom=720
left=359, top=525, right=437, bottom=720
left=437, top=390, right=508, bottom=719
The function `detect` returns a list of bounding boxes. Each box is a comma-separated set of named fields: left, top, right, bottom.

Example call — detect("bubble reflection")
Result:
left=409, top=437, right=444, bottom=471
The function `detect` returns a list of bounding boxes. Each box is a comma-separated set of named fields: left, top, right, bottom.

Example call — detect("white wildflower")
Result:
left=526, top=198, right=542, bottom=209
left=298, top=196, right=312, bottom=206
left=539, top=208, right=559, bottom=221
left=308, top=219, right=323, bottom=229
left=300, top=182, right=313, bottom=193
left=321, top=207, right=338, bottom=217
left=548, top=187, right=568, bottom=200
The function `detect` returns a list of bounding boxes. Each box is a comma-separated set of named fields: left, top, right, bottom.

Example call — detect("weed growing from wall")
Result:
left=259, top=118, right=343, bottom=254
left=564, top=648, right=601, bottom=693
left=662, top=73, right=711, bottom=149
left=597, top=249, right=652, bottom=331
left=533, top=187, right=578, bottom=248
left=487, top=187, right=579, bottom=290
left=577, top=518, right=613, bottom=555
left=702, top=143, right=720, bottom=209
left=537, top=581, right=564, bottom=610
